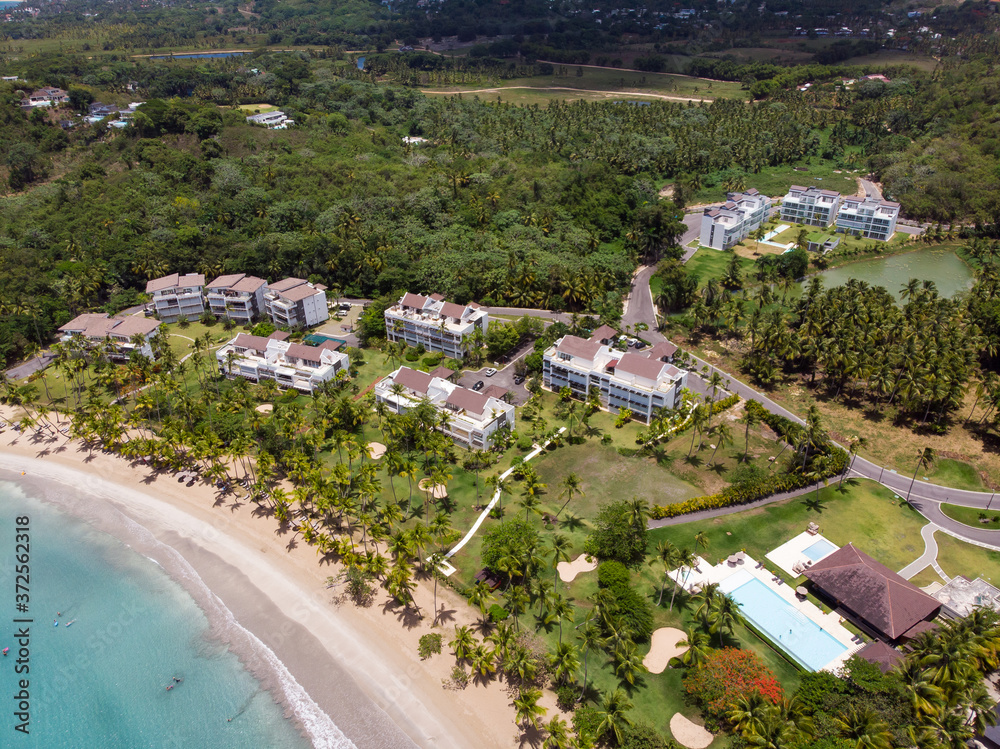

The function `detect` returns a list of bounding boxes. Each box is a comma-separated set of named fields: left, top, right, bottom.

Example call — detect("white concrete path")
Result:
left=898, top=523, right=950, bottom=582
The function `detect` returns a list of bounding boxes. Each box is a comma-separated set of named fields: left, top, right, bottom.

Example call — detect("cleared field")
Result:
left=419, top=66, right=748, bottom=104
left=841, top=50, right=940, bottom=73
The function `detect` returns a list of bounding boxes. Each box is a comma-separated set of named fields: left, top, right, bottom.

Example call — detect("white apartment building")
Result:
left=59, top=313, right=161, bottom=360
left=205, top=273, right=268, bottom=323
left=264, top=278, right=329, bottom=329
left=374, top=366, right=514, bottom=449
left=835, top=197, right=900, bottom=241
left=146, top=273, right=206, bottom=323
left=384, top=293, right=489, bottom=358
left=779, top=186, right=842, bottom=227
left=246, top=111, right=294, bottom=129
left=700, top=189, right=773, bottom=250
left=216, top=332, right=348, bottom=394
left=542, top=334, right=687, bottom=424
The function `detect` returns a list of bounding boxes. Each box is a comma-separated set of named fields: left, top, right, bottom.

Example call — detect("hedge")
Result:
left=650, top=399, right=848, bottom=519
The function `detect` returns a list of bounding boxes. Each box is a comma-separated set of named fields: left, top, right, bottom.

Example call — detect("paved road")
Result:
left=897, top=524, right=947, bottom=581
left=5, top=353, right=56, bottom=381
left=859, top=178, right=883, bottom=201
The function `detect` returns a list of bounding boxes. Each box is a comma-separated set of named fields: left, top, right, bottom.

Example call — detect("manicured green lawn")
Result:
left=684, top=249, right=755, bottom=289
left=935, top=533, right=1000, bottom=588
left=940, top=503, right=1000, bottom=530
left=909, top=567, right=944, bottom=588
left=649, top=478, right=928, bottom=575
left=923, top=458, right=986, bottom=492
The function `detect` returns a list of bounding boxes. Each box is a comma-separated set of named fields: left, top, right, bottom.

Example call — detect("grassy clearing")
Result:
left=841, top=50, right=940, bottom=73
left=684, top=248, right=756, bottom=289
left=935, top=533, right=1000, bottom=588
left=923, top=458, right=986, bottom=492
left=940, top=503, right=1000, bottom=530
left=649, top=478, right=928, bottom=575
left=909, top=567, right=944, bottom=588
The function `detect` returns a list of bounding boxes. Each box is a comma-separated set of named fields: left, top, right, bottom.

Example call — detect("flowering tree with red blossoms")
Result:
left=684, top=648, right=783, bottom=728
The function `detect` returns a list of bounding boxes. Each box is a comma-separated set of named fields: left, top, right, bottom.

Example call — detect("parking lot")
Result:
left=457, top=343, right=534, bottom=407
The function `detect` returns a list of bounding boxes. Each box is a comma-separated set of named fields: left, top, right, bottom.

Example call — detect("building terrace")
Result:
left=385, top=292, right=489, bottom=358
left=216, top=332, right=347, bottom=394
left=59, top=313, right=161, bottom=360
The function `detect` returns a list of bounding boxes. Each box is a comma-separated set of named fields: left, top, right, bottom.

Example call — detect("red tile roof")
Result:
left=393, top=366, right=433, bottom=394
left=445, top=387, right=491, bottom=416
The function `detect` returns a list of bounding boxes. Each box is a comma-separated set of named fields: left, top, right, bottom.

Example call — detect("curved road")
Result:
left=624, top=262, right=1000, bottom=550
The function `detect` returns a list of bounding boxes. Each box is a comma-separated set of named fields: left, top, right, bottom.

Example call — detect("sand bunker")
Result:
left=558, top=554, right=598, bottom=583
left=418, top=478, right=448, bottom=498
left=670, top=714, right=714, bottom=749
left=255, top=404, right=273, bottom=414
left=643, top=627, right=688, bottom=674
left=367, top=442, right=387, bottom=459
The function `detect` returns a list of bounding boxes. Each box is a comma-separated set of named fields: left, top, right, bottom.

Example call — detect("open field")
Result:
left=841, top=49, right=940, bottom=73
left=419, top=66, right=748, bottom=105
left=940, top=503, right=1000, bottom=530
left=686, top=159, right=864, bottom=207
left=935, top=533, right=1000, bottom=588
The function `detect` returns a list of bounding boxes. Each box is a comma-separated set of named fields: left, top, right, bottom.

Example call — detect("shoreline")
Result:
left=0, top=416, right=528, bottom=748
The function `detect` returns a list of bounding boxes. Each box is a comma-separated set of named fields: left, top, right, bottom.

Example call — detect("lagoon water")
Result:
left=812, top=247, right=974, bottom=301
left=0, top=480, right=325, bottom=749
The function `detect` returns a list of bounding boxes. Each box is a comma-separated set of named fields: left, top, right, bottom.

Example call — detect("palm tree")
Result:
left=596, top=688, right=634, bottom=746
left=742, top=403, right=761, bottom=462
left=907, top=447, right=935, bottom=502
left=835, top=707, right=892, bottom=749
left=677, top=624, right=712, bottom=668
left=517, top=492, right=542, bottom=522
left=687, top=405, right=707, bottom=457
left=577, top=619, right=604, bottom=699
left=548, top=641, right=580, bottom=686
left=672, top=547, right=697, bottom=610
left=728, top=692, right=772, bottom=737
left=450, top=625, right=477, bottom=661
left=842, top=436, right=868, bottom=487
left=694, top=531, right=710, bottom=554
left=557, top=472, right=583, bottom=519
left=513, top=687, right=547, bottom=730
left=652, top=540, right=680, bottom=607
left=542, top=716, right=571, bottom=749
left=710, top=421, right=733, bottom=464
left=710, top=593, right=745, bottom=646
left=549, top=534, right=572, bottom=590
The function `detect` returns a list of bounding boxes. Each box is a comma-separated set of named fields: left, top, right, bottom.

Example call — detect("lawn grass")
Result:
left=649, top=478, right=928, bottom=575
left=934, top=533, right=1000, bottom=589
left=684, top=248, right=755, bottom=289
left=909, top=567, right=944, bottom=588
left=940, top=503, right=1000, bottom=530
left=923, top=458, right=986, bottom=492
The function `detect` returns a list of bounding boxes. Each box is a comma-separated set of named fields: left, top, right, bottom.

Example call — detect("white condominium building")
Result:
left=264, top=278, right=329, bottom=329
left=835, top=197, right=900, bottom=241
left=542, top=334, right=687, bottom=424
left=384, top=293, right=489, bottom=358
left=779, top=186, right=842, bottom=227
left=146, top=273, right=206, bottom=323
left=216, top=332, right=348, bottom=394
left=58, top=313, right=161, bottom=360
left=700, top=189, right=774, bottom=250
left=205, top=273, right=268, bottom=323
left=374, top=366, right=514, bottom=449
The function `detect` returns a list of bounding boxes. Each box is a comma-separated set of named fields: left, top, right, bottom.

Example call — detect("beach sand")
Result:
left=0, top=411, right=529, bottom=748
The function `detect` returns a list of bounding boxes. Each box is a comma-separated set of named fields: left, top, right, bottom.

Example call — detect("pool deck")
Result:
left=668, top=553, right=864, bottom=672
left=765, top=531, right=840, bottom=577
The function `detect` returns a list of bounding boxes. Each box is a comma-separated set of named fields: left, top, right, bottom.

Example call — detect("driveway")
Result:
left=6, top=353, right=56, bottom=381
left=457, top=342, right=535, bottom=406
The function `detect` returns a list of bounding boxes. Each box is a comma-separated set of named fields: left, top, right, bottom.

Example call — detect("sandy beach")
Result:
left=0, top=409, right=534, bottom=748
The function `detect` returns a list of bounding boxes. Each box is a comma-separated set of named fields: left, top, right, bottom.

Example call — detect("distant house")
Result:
left=26, top=87, right=68, bottom=107
left=246, top=110, right=293, bottom=129
left=205, top=273, right=268, bottom=323
left=264, top=278, right=329, bottom=329
left=803, top=544, right=941, bottom=644
left=59, top=313, right=161, bottom=360
left=779, top=186, right=842, bottom=228
left=216, top=332, right=347, bottom=394
left=375, top=366, right=514, bottom=449
left=88, top=102, right=119, bottom=118
left=835, top=197, right=900, bottom=241
left=700, top=189, right=773, bottom=250
left=146, top=273, right=206, bottom=323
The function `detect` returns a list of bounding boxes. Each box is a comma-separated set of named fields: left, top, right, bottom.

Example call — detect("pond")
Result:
left=809, top=247, right=974, bottom=301
left=357, top=56, right=366, bottom=70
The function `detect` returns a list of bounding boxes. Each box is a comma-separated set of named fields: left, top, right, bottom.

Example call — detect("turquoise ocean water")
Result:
left=0, top=479, right=337, bottom=748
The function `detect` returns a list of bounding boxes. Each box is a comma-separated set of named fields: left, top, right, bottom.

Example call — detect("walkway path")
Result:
left=898, top=523, right=949, bottom=582
left=437, top=427, right=567, bottom=576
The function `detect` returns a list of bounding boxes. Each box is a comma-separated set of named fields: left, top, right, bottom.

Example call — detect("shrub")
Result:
left=421, top=353, right=443, bottom=368
left=418, top=633, right=443, bottom=659
left=200, top=310, right=217, bottom=326
left=488, top=604, right=509, bottom=623
left=446, top=664, right=470, bottom=690
left=684, top=648, right=783, bottom=728
left=177, top=315, right=190, bottom=328
left=797, top=671, right=848, bottom=713
left=251, top=320, right=276, bottom=337
left=600, top=583, right=654, bottom=643
left=517, top=435, right=533, bottom=452
left=482, top=518, right=539, bottom=573
left=619, top=722, right=673, bottom=749
left=405, top=349, right=421, bottom=362
left=584, top=499, right=649, bottom=569
left=572, top=705, right=603, bottom=745
left=597, top=560, right=631, bottom=591
left=555, top=683, right=578, bottom=711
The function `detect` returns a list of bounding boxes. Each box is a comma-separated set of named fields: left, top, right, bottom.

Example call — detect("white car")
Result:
left=484, top=368, right=497, bottom=377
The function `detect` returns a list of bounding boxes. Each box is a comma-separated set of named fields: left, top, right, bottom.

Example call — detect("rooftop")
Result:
left=393, top=366, right=434, bottom=395
left=554, top=335, right=603, bottom=361
left=146, top=273, right=205, bottom=293
left=614, top=352, right=667, bottom=381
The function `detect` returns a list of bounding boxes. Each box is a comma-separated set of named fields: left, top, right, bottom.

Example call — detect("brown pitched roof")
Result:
left=482, top=385, right=508, bottom=401
left=230, top=276, right=267, bottom=293
left=110, top=316, right=160, bottom=337
left=555, top=335, right=602, bottom=360
left=146, top=273, right=179, bottom=293
left=429, top=365, right=455, bottom=380
left=393, top=367, right=433, bottom=395
left=648, top=341, right=678, bottom=360
left=590, top=324, right=617, bottom=342
left=60, top=313, right=111, bottom=334
left=268, top=277, right=306, bottom=293
left=429, top=293, right=444, bottom=301
left=804, top=544, right=941, bottom=640
left=231, top=333, right=271, bottom=354
left=207, top=273, right=245, bottom=290
left=855, top=641, right=903, bottom=674
left=400, top=292, right=429, bottom=309
left=269, top=331, right=291, bottom=342
left=277, top=284, right=320, bottom=302
left=446, top=387, right=491, bottom=416
left=615, top=353, right=666, bottom=381
left=439, top=301, right=467, bottom=319
left=284, top=342, right=322, bottom=362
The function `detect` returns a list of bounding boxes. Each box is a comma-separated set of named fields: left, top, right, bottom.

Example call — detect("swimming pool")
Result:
left=803, top=538, right=838, bottom=561
left=719, top=569, right=848, bottom=671
left=303, top=333, right=347, bottom=347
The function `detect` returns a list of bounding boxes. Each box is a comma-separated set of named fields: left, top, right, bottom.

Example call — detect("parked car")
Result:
left=513, top=374, right=525, bottom=385
left=484, top=367, right=497, bottom=377
left=472, top=380, right=485, bottom=391
left=634, top=341, right=646, bottom=350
